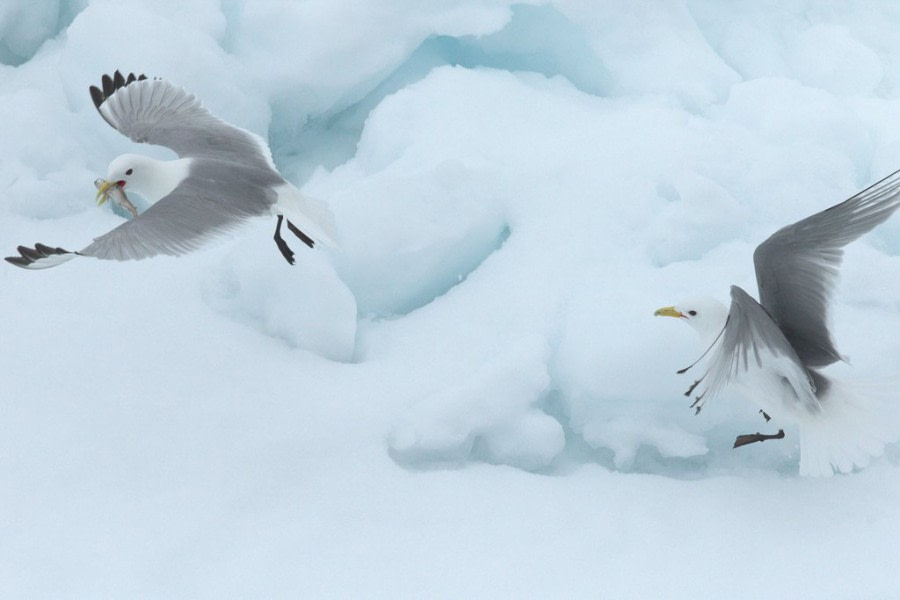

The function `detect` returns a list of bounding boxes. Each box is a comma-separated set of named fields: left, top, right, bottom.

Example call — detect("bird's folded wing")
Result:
left=90, top=71, right=275, bottom=171
left=754, top=169, right=900, bottom=367
left=689, top=286, right=818, bottom=414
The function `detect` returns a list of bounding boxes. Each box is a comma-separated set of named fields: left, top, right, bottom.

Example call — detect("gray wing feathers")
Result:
left=97, top=76, right=274, bottom=170
left=691, top=286, right=816, bottom=413
left=80, top=176, right=276, bottom=261
left=754, top=169, right=900, bottom=367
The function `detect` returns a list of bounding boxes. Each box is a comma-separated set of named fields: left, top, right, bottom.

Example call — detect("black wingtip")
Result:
left=4, top=256, right=29, bottom=267
left=34, top=243, right=68, bottom=255
left=90, top=71, right=149, bottom=111
left=89, top=85, right=104, bottom=110
left=101, top=73, right=114, bottom=97
left=17, top=245, right=41, bottom=261
left=5, top=243, right=74, bottom=269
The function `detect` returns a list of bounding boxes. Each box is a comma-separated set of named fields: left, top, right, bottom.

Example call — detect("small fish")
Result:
left=94, top=178, right=139, bottom=219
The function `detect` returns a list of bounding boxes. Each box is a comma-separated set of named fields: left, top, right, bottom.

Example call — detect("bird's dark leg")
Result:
left=286, top=219, right=315, bottom=249
left=274, top=215, right=295, bottom=265
left=760, top=410, right=771, bottom=422
left=733, top=429, right=785, bottom=449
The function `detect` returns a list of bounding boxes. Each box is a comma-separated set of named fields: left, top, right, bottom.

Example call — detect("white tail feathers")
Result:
left=797, top=379, right=900, bottom=477
left=273, top=183, right=339, bottom=248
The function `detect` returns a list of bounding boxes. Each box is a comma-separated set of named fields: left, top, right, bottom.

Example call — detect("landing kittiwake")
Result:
left=6, top=71, right=336, bottom=269
left=655, top=169, right=900, bottom=476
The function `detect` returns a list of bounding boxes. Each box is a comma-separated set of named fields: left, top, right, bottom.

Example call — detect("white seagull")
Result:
left=6, top=71, right=336, bottom=269
left=655, top=170, right=900, bottom=476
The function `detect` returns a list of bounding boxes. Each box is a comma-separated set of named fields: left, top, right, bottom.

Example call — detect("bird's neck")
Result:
left=138, top=158, right=193, bottom=204
left=694, top=304, right=730, bottom=346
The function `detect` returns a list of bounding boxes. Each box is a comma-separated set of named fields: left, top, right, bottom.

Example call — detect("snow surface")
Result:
left=3, top=0, right=900, bottom=597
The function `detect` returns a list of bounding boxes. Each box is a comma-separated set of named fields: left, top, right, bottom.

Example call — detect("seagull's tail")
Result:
left=797, top=378, right=900, bottom=477
left=273, top=183, right=339, bottom=249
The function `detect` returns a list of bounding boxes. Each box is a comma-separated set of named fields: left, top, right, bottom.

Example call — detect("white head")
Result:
left=654, top=297, right=729, bottom=344
left=105, top=153, right=188, bottom=204
left=105, top=154, right=154, bottom=199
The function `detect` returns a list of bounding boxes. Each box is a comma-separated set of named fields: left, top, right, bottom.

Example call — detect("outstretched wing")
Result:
left=687, top=286, right=819, bottom=415
left=7, top=164, right=278, bottom=267
left=754, top=169, right=900, bottom=367
left=77, top=177, right=273, bottom=261
left=90, top=71, right=276, bottom=170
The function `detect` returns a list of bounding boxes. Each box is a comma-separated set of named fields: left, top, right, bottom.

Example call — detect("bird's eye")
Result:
left=125, top=168, right=133, bottom=176
left=688, top=310, right=697, bottom=316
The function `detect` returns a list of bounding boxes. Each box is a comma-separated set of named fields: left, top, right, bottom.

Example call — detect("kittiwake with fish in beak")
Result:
left=6, top=71, right=336, bottom=270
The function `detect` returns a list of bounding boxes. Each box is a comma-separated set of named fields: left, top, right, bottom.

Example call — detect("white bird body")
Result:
left=269, top=181, right=337, bottom=249
left=663, top=293, right=899, bottom=477
left=657, top=170, right=900, bottom=476
left=674, top=296, right=818, bottom=419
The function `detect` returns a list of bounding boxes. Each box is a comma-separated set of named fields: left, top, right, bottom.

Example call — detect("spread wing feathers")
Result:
left=686, top=286, right=819, bottom=415
left=79, top=176, right=276, bottom=261
left=90, top=70, right=276, bottom=171
left=754, top=169, right=900, bottom=367
left=8, top=175, right=277, bottom=267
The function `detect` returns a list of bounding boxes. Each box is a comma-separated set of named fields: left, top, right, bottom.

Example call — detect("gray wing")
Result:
left=90, top=71, right=275, bottom=170
left=754, top=169, right=900, bottom=367
left=688, top=286, right=818, bottom=414
left=79, top=169, right=277, bottom=261
left=6, top=173, right=273, bottom=265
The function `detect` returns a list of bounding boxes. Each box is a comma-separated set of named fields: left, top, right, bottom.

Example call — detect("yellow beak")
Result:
left=654, top=306, right=684, bottom=318
left=95, top=178, right=120, bottom=206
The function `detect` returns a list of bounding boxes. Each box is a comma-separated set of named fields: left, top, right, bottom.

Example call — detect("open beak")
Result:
left=654, top=306, right=685, bottom=318
left=94, top=178, right=139, bottom=219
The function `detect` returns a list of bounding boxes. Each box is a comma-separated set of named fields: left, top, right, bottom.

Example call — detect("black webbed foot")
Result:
left=274, top=215, right=295, bottom=265
left=286, top=219, right=315, bottom=249
left=733, top=429, right=785, bottom=449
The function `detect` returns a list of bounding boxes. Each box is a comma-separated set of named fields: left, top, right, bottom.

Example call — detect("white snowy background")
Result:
left=3, top=1, right=900, bottom=597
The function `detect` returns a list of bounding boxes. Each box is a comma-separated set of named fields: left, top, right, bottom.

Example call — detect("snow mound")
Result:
left=389, top=352, right=564, bottom=471
left=201, top=228, right=356, bottom=361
